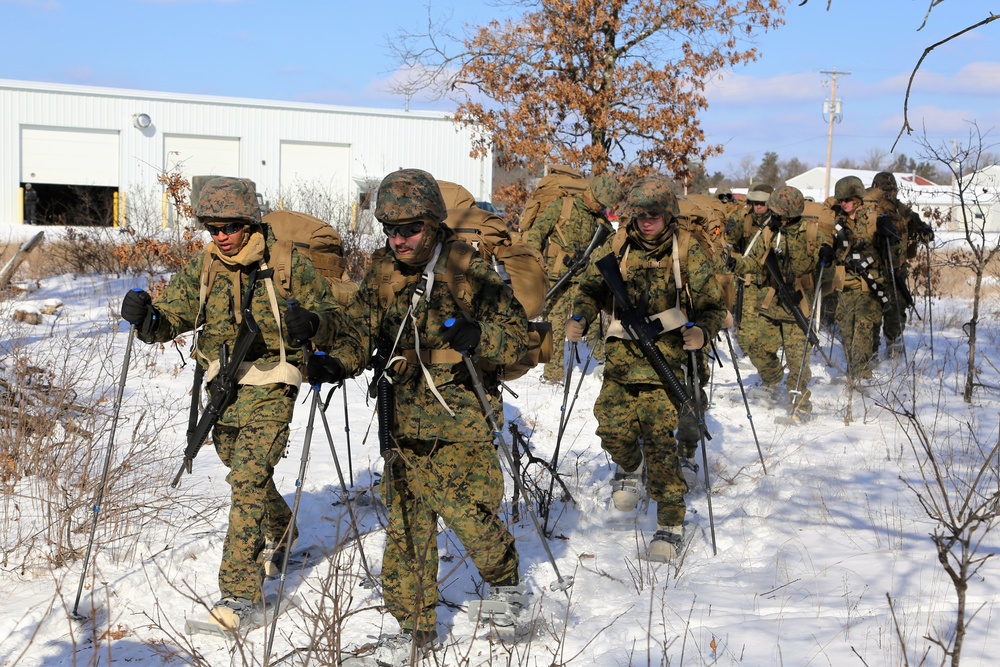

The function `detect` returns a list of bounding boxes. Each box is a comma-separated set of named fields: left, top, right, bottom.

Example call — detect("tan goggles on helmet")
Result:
left=204, top=221, right=246, bottom=236
left=383, top=221, right=425, bottom=238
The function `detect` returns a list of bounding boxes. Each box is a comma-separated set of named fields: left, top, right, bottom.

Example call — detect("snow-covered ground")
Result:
left=1, top=258, right=999, bottom=666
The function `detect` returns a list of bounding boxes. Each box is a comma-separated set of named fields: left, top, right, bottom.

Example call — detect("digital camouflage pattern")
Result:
left=524, top=190, right=614, bottom=381
left=767, top=186, right=805, bottom=219
left=138, top=226, right=338, bottom=603
left=618, top=175, right=680, bottom=221
left=834, top=175, right=866, bottom=202
left=872, top=171, right=897, bottom=194
left=375, top=168, right=448, bottom=224
left=589, top=173, right=622, bottom=209
left=319, top=236, right=528, bottom=632
left=833, top=198, right=886, bottom=378
left=380, top=436, right=516, bottom=632
left=195, top=176, right=263, bottom=224
left=732, top=211, right=826, bottom=413
left=573, top=214, right=727, bottom=526
left=595, top=381, right=687, bottom=526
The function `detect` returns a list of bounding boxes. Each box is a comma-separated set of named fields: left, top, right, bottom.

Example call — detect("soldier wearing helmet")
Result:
left=829, top=174, right=890, bottom=380
left=866, top=171, right=935, bottom=357
left=525, top=171, right=621, bottom=383
left=567, top=174, right=727, bottom=562
left=119, top=176, right=339, bottom=629
left=730, top=185, right=829, bottom=421
left=307, top=168, right=530, bottom=653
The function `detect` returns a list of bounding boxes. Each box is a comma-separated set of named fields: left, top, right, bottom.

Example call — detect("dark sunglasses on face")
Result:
left=383, top=221, right=425, bottom=239
left=204, top=221, right=246, bottom=236
left=838, top=198, right=853, bottom=204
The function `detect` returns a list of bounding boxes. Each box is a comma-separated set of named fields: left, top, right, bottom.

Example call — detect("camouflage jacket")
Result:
left=732, top=217, right=826, bottom=323
left=835, top=204, right=894, bottom=291
left=573, top=230, right=727, bottom=386
left=524, top=195, right=613, bottom=281
left=140, top=226, right=338, bottom=427
left=726, top=207, right=770, bottom=252
left=325, top=240, right=529, bottom=443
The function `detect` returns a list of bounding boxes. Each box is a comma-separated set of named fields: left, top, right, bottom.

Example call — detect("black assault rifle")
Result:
left=762, top=250, right=821, bottom=349
left=171, top=267, right=261, bottom=488
left=594, top=253, right=708, bottom=439
left=545, top=223, right=613, bottom=302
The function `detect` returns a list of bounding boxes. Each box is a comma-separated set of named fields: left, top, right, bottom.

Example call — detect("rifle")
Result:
left=171, top=267, right=260, bottom=488
left=544, top=223, right=613, bottom=302
left=762, top=250, right=821, bottom=349
left=733, top=278, right=745, bottom=330
left=594, top=253, right=705, bottom=434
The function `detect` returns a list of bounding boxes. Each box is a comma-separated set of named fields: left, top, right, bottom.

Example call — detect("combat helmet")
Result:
left=834, top=175, right=866, bottom=202
left=872, top=171, right=897, bottom=195
left=767, top=186, right=805, bottom=219
left=746, top=183, right=774, bottom=203
left=194, top=177, right=262, bottom=225
left=589, top=173, right=622, bottom=209
left=375, top=168, right=448, bottom=225
left=620, top=175, right=680, bottom=220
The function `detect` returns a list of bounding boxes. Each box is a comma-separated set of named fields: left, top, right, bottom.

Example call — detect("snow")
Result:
left=2, top=267, right=999, bottom=666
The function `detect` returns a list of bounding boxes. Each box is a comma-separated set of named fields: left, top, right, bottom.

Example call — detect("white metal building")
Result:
left=1, top=79, right=492, bottom=230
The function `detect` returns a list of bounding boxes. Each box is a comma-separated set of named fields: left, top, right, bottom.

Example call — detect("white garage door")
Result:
left=280, top=142, right=351, bottom=201
left=21, top=127, right=120, bottom=186
left=164, top=135, right=241, bottom=183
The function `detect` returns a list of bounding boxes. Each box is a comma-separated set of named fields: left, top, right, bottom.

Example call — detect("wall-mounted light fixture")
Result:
left=133, top=113, right=152, bottom=130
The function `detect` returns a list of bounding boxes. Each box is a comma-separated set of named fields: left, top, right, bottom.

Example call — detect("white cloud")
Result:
left=705, top=70, right=838, bottom=107
left=878, top=61, right=1000, bottom=96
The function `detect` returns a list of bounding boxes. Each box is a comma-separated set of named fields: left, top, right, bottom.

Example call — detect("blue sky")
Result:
left=2, top=0, right=998, bottom=177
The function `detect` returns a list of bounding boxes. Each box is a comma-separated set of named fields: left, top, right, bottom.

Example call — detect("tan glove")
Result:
left=565, top=316, right=587, bottom=342
left=723, top=310, right=734, bottom=329
left=682, top=324, right=705, bottom=350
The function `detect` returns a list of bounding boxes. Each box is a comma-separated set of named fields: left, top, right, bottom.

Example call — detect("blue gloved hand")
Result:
left=121, top=288, right=159, bottom=334
left=818, top=243, right=835, bottom=267
left=285, top=299, right=320, bottom=343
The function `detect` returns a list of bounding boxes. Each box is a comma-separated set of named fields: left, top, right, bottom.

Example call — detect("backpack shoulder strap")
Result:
left=443, top=239, right=475, bottom=314
left=806, top=217, right=818, bottom=255
left=269, top=238, right=294, bottom=301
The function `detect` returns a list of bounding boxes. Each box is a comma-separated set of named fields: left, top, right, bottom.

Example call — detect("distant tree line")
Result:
left=685, top=148, right=1000, bottom=193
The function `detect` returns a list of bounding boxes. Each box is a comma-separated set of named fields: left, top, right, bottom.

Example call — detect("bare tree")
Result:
left=918, top=123, right=1000, bottom=402
left=861, top=146, right=888, bottom=171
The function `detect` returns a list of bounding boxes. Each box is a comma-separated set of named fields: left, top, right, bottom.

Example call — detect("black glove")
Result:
left=307, top=352, right=347, bottom=386
left=441, top=312, right=482, bottom=353
left=818, top=243, right=835, bottom=267
left=121, top=288, right=159, bottom=335
left=767, top=215, right=782, bottom=232
left=285, top=301, right=320, bottom=343
left=875, top=215, right=900, bottom=241
left=918, top=224, right=935, bottom=244
left=724, top=251, right=738, bottom=272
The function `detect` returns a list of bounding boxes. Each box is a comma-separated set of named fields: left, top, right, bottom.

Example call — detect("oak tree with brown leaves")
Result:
left=389, top=0, right=784, bottom=209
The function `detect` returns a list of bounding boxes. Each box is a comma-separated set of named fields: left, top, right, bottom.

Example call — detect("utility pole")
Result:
left=821, top=68, right=849, bottom=200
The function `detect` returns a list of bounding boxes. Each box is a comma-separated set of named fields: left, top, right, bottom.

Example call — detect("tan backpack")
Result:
left=518, top=165, right=591, bottom=233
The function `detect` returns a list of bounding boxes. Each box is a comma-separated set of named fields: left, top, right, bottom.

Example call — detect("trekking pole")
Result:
left=445, top=319, right=574, bottom=592
left=315, top=379, right=378, bottom=589
left=685, top=323, right=717, bottom=556
left=543, top=340, right=575, bottom=533
left=721, top=327, right=765, bottom=474
left=926, top=243, right=934, bottom=360
left=789, top=266, right=824, bottom=419
left=264, top=377, right=319, bottom=667
left=71, top=324, right=136, bottom=621
left=341, top=381, right=354, bottom=486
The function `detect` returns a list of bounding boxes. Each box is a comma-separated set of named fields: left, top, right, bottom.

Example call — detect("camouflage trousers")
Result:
left=595, top=379, right=687, bottom=527
left=738, top=310, right=812, bottom=412
left=214, top=416, right=296, bottom=603
left=542, top=284, right=603, bottom=382
left=836, top=288, right=882, bottom=378
left=380, top=437, right=519, bottom=633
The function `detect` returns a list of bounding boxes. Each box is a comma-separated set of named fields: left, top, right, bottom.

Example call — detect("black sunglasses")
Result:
left=383, top=221, right=425, bottom=239
left=204, top=221, right=246, bottom=236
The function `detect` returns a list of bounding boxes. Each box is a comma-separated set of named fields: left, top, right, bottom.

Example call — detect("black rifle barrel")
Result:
left=762, top=250, right=820, bottom=348
left=545, top=224, right=613, bottom=302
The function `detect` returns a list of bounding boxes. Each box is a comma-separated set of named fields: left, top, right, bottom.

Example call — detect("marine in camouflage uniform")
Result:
left=524, top=173, right=620, bottom=382
left=731, top=186, right=828, bottom=419
left=310, top=169, right=529, bottom=640
left=831, top=176, right=895, bottom=379
left=120, top=177, right=338, bottom=625
left=569, top=175, right=726, bottom=559
left=867, top=172, right=935, bottom=356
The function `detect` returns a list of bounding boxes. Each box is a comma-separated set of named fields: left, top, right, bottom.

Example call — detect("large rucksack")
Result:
left=517, top=165, right=591, bottom=233
left=261, top=210, right=357, bottom=307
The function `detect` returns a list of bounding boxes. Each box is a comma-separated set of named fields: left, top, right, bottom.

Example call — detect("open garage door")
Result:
left=164, top=135, right=240, bottom=225
left=20, top=127, right=120, bottom=226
